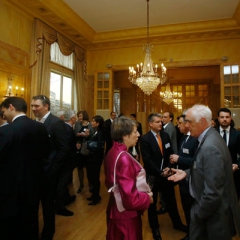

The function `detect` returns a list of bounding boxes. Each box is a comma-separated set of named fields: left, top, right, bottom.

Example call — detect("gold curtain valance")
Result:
left=30, top=19, right=85, bottom=68
left=30, top=18, right=85, bottom=113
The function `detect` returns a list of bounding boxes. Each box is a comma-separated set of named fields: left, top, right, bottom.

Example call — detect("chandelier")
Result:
left=160, top=83, right=182, bottom=105
left=128, top=0, right=167, bottom=95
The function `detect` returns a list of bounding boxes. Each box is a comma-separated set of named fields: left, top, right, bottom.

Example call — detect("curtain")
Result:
left=30, top=18, right=85, bottom=111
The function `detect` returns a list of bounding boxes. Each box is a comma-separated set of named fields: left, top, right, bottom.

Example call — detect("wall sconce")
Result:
left=4, top=75, right=14, bottom=98
left=15, top=86, right=24, bottom=97
left=4, top=75, right=24, bottom=98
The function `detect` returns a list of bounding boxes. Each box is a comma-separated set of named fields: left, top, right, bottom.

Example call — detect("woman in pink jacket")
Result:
left=104, top=117, right=153, bottom=240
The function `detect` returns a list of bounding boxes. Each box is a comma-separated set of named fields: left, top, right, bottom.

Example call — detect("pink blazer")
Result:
left=104, top=141, right=150, bottom=219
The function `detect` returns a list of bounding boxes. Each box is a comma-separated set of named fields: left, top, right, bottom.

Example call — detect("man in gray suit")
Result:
left=162, top=111, right=178, bottom=153
left=168, top=104, right=240, bottom=240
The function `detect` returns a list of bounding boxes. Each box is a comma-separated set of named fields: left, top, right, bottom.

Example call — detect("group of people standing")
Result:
left=1, top=97, right=240, bottom=240
left=0, top=96, right=108, bottom=240
left=104, top=106, right=240, bottom=240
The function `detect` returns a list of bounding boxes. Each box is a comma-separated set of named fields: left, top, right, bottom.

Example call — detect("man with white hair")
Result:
left=168, top=104, right=240, bottom=240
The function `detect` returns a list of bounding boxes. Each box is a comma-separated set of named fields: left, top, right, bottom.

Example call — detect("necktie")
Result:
left=156, top=134, right=163, bottom=155
left=180, top=135, right=188, bottom=149
left=223, top=130, right=227, bottom=143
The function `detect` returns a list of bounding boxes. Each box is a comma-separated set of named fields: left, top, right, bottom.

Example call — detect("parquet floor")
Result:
left=38, top=166, right=240, bottom=240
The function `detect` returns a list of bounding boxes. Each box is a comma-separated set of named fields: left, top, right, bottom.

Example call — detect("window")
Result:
left=223, top=65, right=240, bottom=108
left=50, top=42, right=74, bottom=116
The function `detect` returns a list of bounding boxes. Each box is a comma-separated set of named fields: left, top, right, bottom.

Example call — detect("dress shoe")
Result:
left=87, top=196, right=93, bottom=201
left=65, top=195, right=76, bottom=206
left=56, top=207, right=74, bottom=216
left=157, top=206, right=168, bottom=215
left=180, top=234, right=189, bottom=240
left=152, top=228, right=162, bottom=240
left=174, top=224, right=188, bottom=233
left=77, top=185, right=84, bottom=193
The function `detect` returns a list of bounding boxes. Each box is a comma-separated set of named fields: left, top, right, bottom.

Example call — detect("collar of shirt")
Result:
left=198, top=126, right=211, bottom=145
left=65, top=122, right=72, bottom=127
left=0, top=122, right=9, bottom=127
left=185, top=132, right=191, bottom=142
left=37, top=111, right=50, bottom=123
left=12, top=114, right=26, bottom=122
left=163, top=122, right=170, bottom=129
left=151, top=130, right=161, bottom=145
left=219, top=125, right=230, bottom=133
left=151, top=130, right=160, bottom=136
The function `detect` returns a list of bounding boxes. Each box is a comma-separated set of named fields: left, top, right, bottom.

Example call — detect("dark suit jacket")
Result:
left=216, top=127, right=240, bottom=166
left=216, top=127, right=240, bottom=197
left=104, top=118, right=113, bottom=154
left=0, top=116, right=49, bottom=217
left=43, top=113, right=69, bottom=174
left=188, top=127, right=240, bottom=238
left=177, top=135, right=198, bottom=170
left=65, top=123, right=77, bottom=168
left=140, top=130, right=174, bottom=176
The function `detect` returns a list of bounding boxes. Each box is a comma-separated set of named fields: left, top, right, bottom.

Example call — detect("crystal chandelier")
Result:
left=128, top=0, right=167, bottom=95
left=160, top=83, right=182, bottom=105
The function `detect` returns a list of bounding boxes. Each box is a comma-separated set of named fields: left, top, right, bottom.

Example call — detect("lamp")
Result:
left=160, top=83, right=182, bottom=105
left=15, top=86, right=24, bottom=97
left=128, top=0, right=167, bottom=95
left=4, top=75, right=24, bottom=98
left=4, top=75, right=14, bottom=98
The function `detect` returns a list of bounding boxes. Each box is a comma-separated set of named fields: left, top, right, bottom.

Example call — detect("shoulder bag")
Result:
left=80, top=139, right=89, bottom=156
left=108, top=151, right=150, bottom=212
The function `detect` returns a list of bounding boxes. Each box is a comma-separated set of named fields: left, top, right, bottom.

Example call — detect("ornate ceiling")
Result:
left=7, top=0, right=240, bottom=51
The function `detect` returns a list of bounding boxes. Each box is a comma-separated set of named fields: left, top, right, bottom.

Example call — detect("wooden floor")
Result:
left=38, top=166, right=240, bottom=240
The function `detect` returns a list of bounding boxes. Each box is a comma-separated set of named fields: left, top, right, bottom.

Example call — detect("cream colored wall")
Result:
left=87, top=39, right=240, bottom=75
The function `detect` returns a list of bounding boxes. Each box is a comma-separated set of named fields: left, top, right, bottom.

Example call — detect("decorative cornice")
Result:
left=6, top=0, right=240, bottom=51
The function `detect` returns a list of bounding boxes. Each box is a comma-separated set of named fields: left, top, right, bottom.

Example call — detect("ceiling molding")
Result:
left=7, top=0, right=240, bottom=51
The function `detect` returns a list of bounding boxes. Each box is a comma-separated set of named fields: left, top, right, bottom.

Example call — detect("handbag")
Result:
left=80, top=139, right=89, bottom=156
left=108, top=151, right=150, bottom=212
left=87, top=140, right=98, bottom=150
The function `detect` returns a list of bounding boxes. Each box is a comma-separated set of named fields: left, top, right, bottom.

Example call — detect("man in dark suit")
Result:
left=140, top=113, right=187, bottom=240
left=170, top=114, right=198, bottom=240
left=169, top=104, right=240, bottom=239
left=104, top=111, right=117, bottom=156
left=0, top=97, right=49, bottom=240
left=31, top=95, right=69, bottom=240
left=158, top=111, right=178, bottom=215
left=175, top=115, right=184, bottom=150
left=216, top=107, right=240, bottom=199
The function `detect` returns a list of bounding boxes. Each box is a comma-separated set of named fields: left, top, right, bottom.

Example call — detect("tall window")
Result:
left=50, top=42, right=74, bottom=115
left=223, top=65, right=240, bottom=108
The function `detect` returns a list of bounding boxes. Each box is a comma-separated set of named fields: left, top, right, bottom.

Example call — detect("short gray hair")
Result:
left=63, top=110, right=75, bottom=121
left=147, top=113, right=162, bottom=123
left=188, top=104, right=212, bottom=125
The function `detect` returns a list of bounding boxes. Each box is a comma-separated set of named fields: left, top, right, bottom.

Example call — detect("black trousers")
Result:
left=0, top=201, right=39, bottom=240
left=86, top=152, right=103, bottom=201
left=55, top=165, right=72, bottom=209
left=40, top=173, right=56, bottom=240
left=179, top=179, right=194, bottom=228
left=148, top=176, right=183, bottom=230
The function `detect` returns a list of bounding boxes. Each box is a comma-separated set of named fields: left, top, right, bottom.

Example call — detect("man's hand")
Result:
left=232, top=164, right=239, bottom=172
left=169, top=154, right=179, bottom=164
left=168, top=168, right=187, bottom=182
left=161, top=167, right=173, bottom=177
left=147, top=191, right=154, bottom=204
